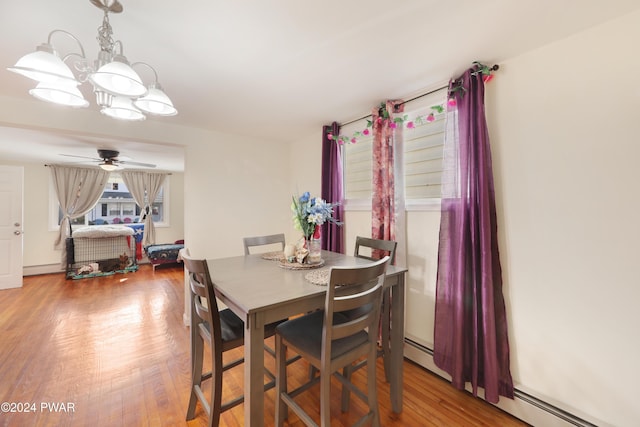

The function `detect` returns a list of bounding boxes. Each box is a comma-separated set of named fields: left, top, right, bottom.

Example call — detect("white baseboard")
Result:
left=403, top=339, right=598, bottom=427
left=23, top=264, right=65, bottom=276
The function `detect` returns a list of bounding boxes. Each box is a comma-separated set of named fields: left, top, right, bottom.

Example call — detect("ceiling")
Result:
left=1, top=0, right=639, bottom=172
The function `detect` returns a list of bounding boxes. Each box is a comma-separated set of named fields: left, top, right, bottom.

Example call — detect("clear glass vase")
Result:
left=306, top=238, right=322, bottom=264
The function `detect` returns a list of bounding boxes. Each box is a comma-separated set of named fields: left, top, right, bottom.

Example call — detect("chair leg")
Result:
left=209, top=349, right=224, bottom=427
left=367, top=347, right=381, bottom=427
left=186, top=329, right=204, bottom=420
left=320, top=365, right=331, bottom=427
left=275, top=334, right=287, bottom=427
left=340, top=365, right=352, bottom=412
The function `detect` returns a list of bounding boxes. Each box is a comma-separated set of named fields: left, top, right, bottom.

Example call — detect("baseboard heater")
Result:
left=404, top=338, right=598, bottom=427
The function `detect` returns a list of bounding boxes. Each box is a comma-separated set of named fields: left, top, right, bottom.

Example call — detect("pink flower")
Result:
left=406, top=121, right=415, bottom=129
left=483, top=74, right=494, bottom=83
left=327, top=133, right=333, bottom=140
left=426, top=113, right=435, bottom=122
left=351, top=138, right=357, bottom=144
left=376, top=117, right=383, bottom=124
left=389, top=122, right=397, bottom=129
left=362, top=129, right=370, bottom=136
left=447, top=98, right=457, bottom=107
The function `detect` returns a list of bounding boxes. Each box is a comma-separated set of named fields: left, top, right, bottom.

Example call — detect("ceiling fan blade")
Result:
left=59, top=154, right=101, bottom=161
left=117, top=160, right=157, bottom=168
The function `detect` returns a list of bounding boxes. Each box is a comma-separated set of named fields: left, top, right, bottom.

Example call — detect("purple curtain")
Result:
left=321, top=121, right=345, bottom=253
left=433, top=67, right=514, bottom=403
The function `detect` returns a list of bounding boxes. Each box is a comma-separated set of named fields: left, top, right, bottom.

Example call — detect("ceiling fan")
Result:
left=60, top=149, right=157, bottom=171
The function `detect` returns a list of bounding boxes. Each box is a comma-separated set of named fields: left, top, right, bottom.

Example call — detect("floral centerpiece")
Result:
left=291, top=191, right=341, bottom=264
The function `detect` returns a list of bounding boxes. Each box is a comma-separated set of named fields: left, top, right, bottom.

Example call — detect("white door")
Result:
left=0, top=166, right=23, bottom=289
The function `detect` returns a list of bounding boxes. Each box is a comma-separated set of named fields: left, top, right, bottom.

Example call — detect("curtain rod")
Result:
left=338, top=63, right=499, bottom=128
left=339, top=84, right=448, bottom=127
left=44, top=164, right=172, bottom=174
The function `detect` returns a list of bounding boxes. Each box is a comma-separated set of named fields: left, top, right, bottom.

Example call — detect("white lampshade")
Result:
left=7, top=45, right=79, bottom=85
left=134, top=84, right=177, bottom=116
left=100, top=96, right=146, bottom=121
left=89, top=54, right=146, bottom=97
left=29, top=82, right=89, bottom=107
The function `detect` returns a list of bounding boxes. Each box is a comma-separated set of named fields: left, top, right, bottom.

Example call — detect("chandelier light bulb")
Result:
left=29, top=82, right=89, bottom=107
left=100, top=96, right=145, bottom=121
left=134, top=83, right=177, bottom=116
left=89, top=55, right=146, bottom=97
left=8, top=44, right=79, bottom=85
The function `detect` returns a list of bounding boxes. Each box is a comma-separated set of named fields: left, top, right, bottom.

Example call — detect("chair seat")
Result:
left=276, top=311, right=368, bottom=362
left=218, top=308, right=244, bottom=342
left=202, top=308, right=281, bottom=344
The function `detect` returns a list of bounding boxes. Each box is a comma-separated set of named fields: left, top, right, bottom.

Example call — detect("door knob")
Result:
left=14, top=222, right=21, bottom=227
left=14, top=230, right=22, bottom=235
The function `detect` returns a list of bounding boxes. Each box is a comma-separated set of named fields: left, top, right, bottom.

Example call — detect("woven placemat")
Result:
left=261, top=251, right=285, bottom=261
left=304, top=268, right=330, bottom=286
left=278, top=259, right=325, bottom=270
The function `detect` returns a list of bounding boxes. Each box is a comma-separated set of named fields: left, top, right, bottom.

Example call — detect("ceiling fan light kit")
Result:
left=99, top=159, right=119, bottom=171
left=7, top=0, right=177, bottom=121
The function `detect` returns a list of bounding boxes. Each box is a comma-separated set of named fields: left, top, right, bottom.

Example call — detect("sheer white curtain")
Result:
left=121, top=171, right=167, bottom=246
left=50, top=165, right=110, bottom=265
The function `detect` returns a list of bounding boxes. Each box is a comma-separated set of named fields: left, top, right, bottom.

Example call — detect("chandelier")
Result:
left=7, top=0, right=177, bottom=121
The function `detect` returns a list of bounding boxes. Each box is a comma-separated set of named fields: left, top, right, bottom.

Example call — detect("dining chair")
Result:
left=274, top=256, right=390, bottom=427
left=242, top=234, right=302, bottom=365
left=308, top=236, right=398, bottom=386
left=181, top=249, right=281, bottom=427
left=243, top=233, right=286, bottom=255
left=349, top=236, right=398, bottom=382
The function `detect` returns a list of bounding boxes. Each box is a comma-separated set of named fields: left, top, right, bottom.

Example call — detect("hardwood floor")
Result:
left=0, top=265, right=528, bottom=427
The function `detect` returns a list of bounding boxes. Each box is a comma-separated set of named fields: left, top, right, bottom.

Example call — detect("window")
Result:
left=343, top=129, right=373, bottom=201
left=50, top=172, right=170, bottom=230
left=342, top=87, right=447, bottom=210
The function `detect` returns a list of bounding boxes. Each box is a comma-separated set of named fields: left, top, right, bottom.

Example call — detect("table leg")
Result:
left=389, top=274, right=405, bottom=413
left=245, top=311, right=265, bottom=427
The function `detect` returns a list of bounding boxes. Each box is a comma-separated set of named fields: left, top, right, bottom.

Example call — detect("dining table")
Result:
left=206, top=249, right=408, bottom=427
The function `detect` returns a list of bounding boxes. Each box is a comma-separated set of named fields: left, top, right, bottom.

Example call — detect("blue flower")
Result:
left=291, top=192, right=342, bottom=239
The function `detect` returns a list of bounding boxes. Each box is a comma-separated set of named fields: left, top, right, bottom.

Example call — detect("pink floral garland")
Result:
left=327, top=62, right=497, bottom=145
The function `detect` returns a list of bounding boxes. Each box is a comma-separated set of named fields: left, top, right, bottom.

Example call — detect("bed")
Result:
left=144, top=240, right=184, bottom=271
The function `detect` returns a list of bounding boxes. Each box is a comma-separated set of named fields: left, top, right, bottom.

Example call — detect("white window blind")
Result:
left=343, top=129, right=373, bottom=200
left=342, top=87, right=447, bottom=205
left=404, top=108, right=445, bottom=199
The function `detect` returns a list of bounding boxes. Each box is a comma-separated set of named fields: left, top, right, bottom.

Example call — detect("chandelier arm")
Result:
left=113, top=40, right=125, bottom=56
left=47, top=29, right=87, bottom=60
left=131, top=62, right=159, bottom=84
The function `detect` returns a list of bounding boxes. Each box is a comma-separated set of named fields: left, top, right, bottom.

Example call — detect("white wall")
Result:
left=488, top=10, right=640, bottom=427
left=183, top=131, right=293, bottom=260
